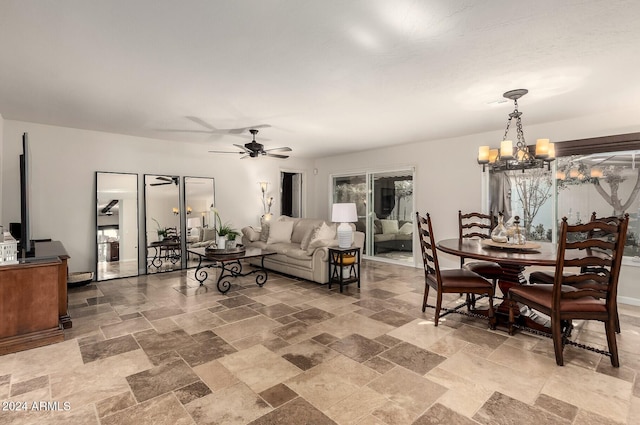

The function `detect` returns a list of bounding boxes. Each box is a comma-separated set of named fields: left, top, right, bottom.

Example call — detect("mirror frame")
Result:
left=95, top=171, right=140, bottom=281
left=183, top=176, right=216, bottom=269
left=144, top=174, right=182, bottom=274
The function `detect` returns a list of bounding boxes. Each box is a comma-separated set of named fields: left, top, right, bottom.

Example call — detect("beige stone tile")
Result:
left=541, top=364, right=632, bottom=423
left=354, top=414, right=388, bottom=425
left=627, top=395, right=640, bottom=424
left=426, top=334, right=469, bottom=357
left=487, top=343, right=557, bottom=379
left=50, top=349, right=152, bottom=409
left=387, top=318, right=453, bottom=351
left=214, top=315, right=281, bottom=342
left=218, top=344, right=301, bottom=393
left=192, top=359, right=239, bottom=392
left=171, top=308, right=227, bottom=335
left=311, top=312, right=395, bottom=339
left=102, top=393, right=193, bottom=425
left=150, top=317, right=181, bottom=334
left=286, top=355, right=379, bottom=411
left=8, top=339, right=84, bottom=382
left=437, top=350, right=547, bottom=404
left=185, top=382, right=272, bottom=425
left=100, top=317, right=153, bottom=339
left=0, top=402, right=99, bottom=425
left=368, top=367, right=447, bottom=415
left=426, top=367, right=494, bottom=417
left=325, top=386, right=389, bottom=425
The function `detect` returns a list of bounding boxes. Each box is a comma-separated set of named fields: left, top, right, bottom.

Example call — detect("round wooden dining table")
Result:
left=436, top=238, right=558, bottom=331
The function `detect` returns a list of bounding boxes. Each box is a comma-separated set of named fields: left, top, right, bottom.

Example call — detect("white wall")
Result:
left=1, top=120, right=314, bottom=273
left=311, top=106, right=640, bottom=304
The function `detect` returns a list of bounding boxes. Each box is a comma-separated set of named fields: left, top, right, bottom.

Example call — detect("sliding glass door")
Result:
left=333, top=168, right=414, bottom=264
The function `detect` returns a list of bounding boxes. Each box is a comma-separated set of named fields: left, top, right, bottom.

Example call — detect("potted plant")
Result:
left=152, top=218, right=167, bottom=241
left=212, top=208, right=239, bottom=249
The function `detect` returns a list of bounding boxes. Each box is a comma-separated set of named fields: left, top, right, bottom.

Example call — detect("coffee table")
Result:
left=187, top=247, right=276, bottom=294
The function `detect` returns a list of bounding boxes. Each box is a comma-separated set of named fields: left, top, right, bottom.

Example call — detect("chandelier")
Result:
left=477, top=89, right=555, bottom=172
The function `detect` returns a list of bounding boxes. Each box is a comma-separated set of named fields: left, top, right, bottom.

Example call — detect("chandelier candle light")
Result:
left=259, top=181, right=274, bottom=221
left=477, top=89, right=555, bottom=172
left=332, top=203, right=358, bottom=248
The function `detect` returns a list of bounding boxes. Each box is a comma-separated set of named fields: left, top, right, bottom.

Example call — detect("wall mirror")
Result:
left=184, top=176, right=216, bottom=268
left=96, top=172, right=139, bottom=281
left=144, top=174, right=181, bottom=274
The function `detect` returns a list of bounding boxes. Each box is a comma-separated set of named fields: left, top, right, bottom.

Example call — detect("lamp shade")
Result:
left=331, top=203, right=358, bottom=223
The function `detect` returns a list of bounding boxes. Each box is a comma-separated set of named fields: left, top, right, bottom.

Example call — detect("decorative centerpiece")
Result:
left=152, top=218, right=167, bottom=241
left=490, top=212, right=508, bottom=243
left=211, top=208, right=240, bottom=250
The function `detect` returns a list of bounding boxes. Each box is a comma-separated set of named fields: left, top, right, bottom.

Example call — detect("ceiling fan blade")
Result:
left=156, top=129, right=215, bottom=134
left=186, top=116, right=218, bottom=131
left=156, top=176, right=172, bottom=181
left=264, top=146, right=292, bottom=153
left=266, top=153, right=290, bottom=159
left=208, top=150, right=243, bottom=154
left=150, top=182, right=170, bottom=186
left=228, top=124, right=271, bottom=134
left=233, top=143, right=252, bottom=153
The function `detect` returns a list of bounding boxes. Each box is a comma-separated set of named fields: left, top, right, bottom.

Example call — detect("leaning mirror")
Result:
left=96, top=172, right=139, bottom=281
left=145, top=174, right=182, bottom=274
left=184, top=176, right=216, bottom=268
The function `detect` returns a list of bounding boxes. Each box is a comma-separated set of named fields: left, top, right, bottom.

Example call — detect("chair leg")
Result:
left=434, top=293, right=442, bottom=327
left=422, top=282, right=430, bottom=312
left=615, top=310, right=621, bottom=334
left=507, top=300, right=516, bottom=335
left=487, top=293, right=496, bottom=330
left=551, top=317, right=564, bottom=366
left=605, top=318, right=620, bottom=367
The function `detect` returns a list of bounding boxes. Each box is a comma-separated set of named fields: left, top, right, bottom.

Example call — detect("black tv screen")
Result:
left=19, top=132, right=33, bottom=256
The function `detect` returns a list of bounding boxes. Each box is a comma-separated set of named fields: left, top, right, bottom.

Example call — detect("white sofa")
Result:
left=241, top=217, right=364, bottom=284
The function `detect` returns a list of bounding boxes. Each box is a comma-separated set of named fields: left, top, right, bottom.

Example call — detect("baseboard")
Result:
left=618, top=296, right=640, bottom=307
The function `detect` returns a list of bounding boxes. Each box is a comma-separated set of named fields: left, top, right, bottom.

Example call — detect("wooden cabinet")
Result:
left=0, top=241, right=70, bottom=355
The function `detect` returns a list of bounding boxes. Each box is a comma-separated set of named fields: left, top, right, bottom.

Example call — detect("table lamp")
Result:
left=331, top=203, right=358, bottom=248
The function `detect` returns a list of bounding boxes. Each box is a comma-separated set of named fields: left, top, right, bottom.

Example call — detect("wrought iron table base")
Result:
left=193, top=255, right=269, bottom=294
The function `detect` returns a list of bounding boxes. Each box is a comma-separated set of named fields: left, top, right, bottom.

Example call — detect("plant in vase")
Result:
left=152, top=218, right=167, bottom=241
left=212, top=208, right=239, bottom=249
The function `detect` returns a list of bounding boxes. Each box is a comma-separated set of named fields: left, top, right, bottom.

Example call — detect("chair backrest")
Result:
left=458, top=211, right=495, bottom=240
left=416, top=212, right=441, bottom=288
left=165, top=227, right=179, bottom=241
left=553, top=214, right=629, bottom=310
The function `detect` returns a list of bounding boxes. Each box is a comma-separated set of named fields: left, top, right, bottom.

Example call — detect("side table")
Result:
left=328, top=247, right=361, bottom=292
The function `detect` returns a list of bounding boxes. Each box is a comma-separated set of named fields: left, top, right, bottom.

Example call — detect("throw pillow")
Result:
left=242, top=226, right=261, bottom=242
left=267, top=221, right=294, bottom=244
left=202, top=227, right=217, bottom=241
left=300, top=225, right=318, bottom=251
left=316, top=222, right=337, bottom=240
left=306, top=237, right=339, bottom=254
left=398, top=222, right=413, bottom=235
left=381, top=219, right=399, bottom=234
left=259, top=222, right=270, bottom=242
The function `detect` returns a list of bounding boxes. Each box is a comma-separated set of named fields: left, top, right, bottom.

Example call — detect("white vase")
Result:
left=217, top=236, right=226, bottom=250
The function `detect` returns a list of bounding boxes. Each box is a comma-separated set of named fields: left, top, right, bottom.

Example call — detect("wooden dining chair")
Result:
left=508, top=215, right=629, bottom=367
left=417, top=212, right=495, bottom=327
left=528, top=212, right=623, bottom=332
left=458, top=211, right=502, bottom=291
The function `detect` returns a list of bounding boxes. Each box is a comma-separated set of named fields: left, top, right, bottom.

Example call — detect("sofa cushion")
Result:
left=381, top=219, right=399, bottom=234
left=306, top=237, right=339, bottom=255
left=242, top=226, right=261, bottom=242
left=300, top=225, right=318, bottom=251
left=291, top=218, right=324, bottom=244
left=267, top=221, right=294, bottom=244
left=285, top=247, right=314, bottom=260
left=202, top=227, right=217, bottom=242
left=398, top=222, right=413, bottom=235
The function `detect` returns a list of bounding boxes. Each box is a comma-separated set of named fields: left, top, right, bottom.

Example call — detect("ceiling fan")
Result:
left=150, top=176, right=179, bottom=186
left=209, top=129, right=292, bottom=159
left=158, top=116, right=271, bottom=138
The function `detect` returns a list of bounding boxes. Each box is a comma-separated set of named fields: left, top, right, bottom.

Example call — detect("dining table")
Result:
left=436, top=238, right=558, bottom=332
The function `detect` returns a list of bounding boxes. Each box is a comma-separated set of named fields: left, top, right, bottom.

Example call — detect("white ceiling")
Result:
left=1, top=1, right=639, bottom=158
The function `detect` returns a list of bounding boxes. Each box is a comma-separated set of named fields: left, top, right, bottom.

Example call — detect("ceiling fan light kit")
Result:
left=209, top=129, right=292, bottom=159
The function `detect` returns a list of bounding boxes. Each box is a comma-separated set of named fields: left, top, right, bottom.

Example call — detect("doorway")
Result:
left=281, top=171, right=303, bottom=217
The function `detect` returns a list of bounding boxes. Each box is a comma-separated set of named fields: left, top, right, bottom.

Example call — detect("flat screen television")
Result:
left=19, top=132, right=34, bottom=257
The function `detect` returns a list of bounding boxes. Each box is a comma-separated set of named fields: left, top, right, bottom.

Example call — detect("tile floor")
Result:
left=1, top=260, right=639, bottom=424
